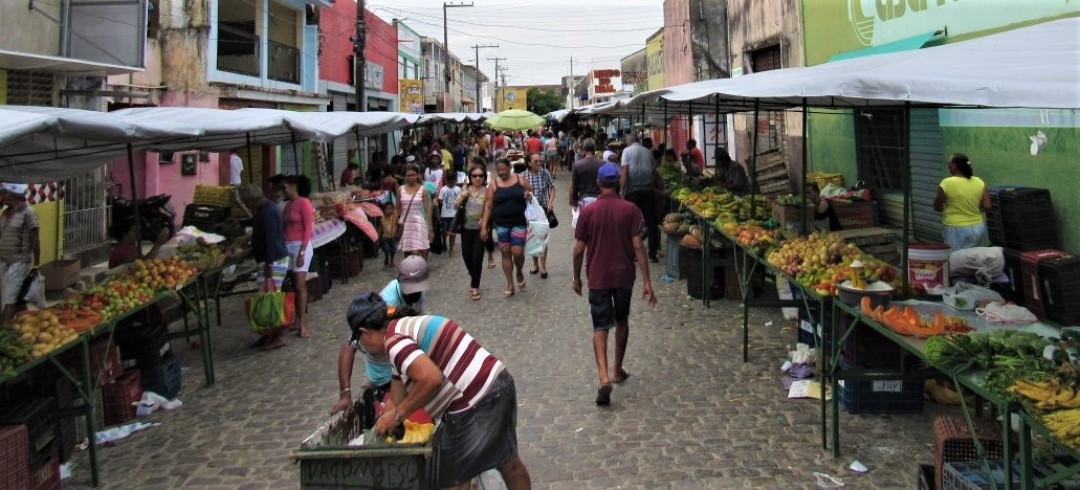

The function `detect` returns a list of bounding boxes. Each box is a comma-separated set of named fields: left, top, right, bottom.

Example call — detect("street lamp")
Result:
left=443, top=2, right=473, bottom=111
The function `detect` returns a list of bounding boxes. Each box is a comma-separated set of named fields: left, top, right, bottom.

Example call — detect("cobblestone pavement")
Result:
left=66, top=180, right=949, bottom=489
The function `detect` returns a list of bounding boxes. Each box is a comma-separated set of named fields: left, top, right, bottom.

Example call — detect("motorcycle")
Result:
left=109, top=191, right=177, bottom=242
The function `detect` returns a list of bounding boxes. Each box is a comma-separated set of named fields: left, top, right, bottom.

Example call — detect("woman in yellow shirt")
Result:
left=933, top=153, right=991, bottom=250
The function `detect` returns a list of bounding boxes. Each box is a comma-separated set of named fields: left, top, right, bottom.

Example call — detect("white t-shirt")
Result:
left=425, top=167, right=443, bottom=187
left=438, top=186, right=461, bottom=218
left=229, top=153, right=243, bottom=185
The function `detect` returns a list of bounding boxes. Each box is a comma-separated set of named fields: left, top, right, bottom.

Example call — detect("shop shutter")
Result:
left=238, top=145, right=263, bottom=185
left=908, top=108, right=944, bottom=241
left=6, top=70, right=55, bottom=106
left=329, top=94, right=352, bottom=188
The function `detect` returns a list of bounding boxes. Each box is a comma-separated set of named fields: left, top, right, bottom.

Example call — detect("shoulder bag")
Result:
left=451, top=191, right=470, bottom=234
left=394, top=186, right=416, bottom=242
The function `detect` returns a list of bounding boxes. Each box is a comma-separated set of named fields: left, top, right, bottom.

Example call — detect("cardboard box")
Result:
left=40, top=259, right=80, bottom=290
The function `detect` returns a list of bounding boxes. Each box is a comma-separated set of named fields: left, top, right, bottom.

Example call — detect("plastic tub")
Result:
left=909, top=243, right=951, bottom=293
left=836, top=280, right=893, bottom=309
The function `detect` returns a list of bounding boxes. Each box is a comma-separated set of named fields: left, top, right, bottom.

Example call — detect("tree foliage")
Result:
left=526, top=87, right=564, bottom=116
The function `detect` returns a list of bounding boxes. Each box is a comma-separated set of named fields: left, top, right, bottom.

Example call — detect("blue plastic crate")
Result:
left=141, top=354, right=182, bottom=400
left=664, top=234, right=681, bottom=280
left=838, top=360, right=923, bottom=414
left=942, top=460, right=1019, bottom=490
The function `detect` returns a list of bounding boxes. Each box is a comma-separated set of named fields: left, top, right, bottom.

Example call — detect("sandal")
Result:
left=613, top=368, right=631, bottom=384
left=540, top=272, right=549, bottom=279
left=529, top=269, right=539, bottom=275
left=487, top=261, right=496, bottom=269
left=516, top=280, right=526, bottom=291
left=503, top=289, right=515, bottom=298
left=470, top=289, right=482, bottom=301
left=595, top=383, right=613, bottom=406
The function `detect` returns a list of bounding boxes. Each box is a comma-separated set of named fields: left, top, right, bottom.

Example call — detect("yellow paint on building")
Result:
left=30, top=200, right=62, bottom=263
left=646, top=29, right=665, bottom=91
left=502, top=88, right=527, bottom=111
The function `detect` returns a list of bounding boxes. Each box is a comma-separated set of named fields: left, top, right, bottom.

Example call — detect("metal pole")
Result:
left=472, top=44, right=497, bottom=112
left=355, top=0, right=367, bottom=112
left=488, top=57, right=506, bottom=112
left=245, top=132, right=254, bottom=181
left=127, top=143, right=140, bottom=250
left=291, top=133, right=301, bottom=175
left=443, top=2, right=474, bottom=112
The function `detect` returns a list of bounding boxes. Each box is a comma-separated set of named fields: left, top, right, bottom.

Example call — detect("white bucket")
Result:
left=908, top=243, right=951, bottom=293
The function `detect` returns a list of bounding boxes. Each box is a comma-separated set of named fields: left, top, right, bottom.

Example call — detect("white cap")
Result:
left=603, top=150, right=617, bottom=161
left=2, top=183, right=28, bottom=195
left=405, top=155, right=416, bottom=162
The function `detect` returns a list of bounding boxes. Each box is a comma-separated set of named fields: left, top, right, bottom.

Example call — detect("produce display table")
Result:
left=671, top=195, right=1079, bottom=489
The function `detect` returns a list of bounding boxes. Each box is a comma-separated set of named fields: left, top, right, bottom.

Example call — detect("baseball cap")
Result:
left=405, top=155, right=416, bottom=163
left=597, top=163, right=620, bottom=182
left=2, top=183, right=28, bottom=195
left=602, top=150, right=617, bottom=161
left=346, top=291, right=387, bottom=332
left=397, top=256, right=431, bottom=295
left=430, top=151, right=441, bottom=157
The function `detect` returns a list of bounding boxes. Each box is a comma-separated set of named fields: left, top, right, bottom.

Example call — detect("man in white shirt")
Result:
left=229, top=150, right=244, bottom=185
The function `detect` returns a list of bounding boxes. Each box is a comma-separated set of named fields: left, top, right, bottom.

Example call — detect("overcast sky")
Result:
left=366, top=0, right=664, bottom=86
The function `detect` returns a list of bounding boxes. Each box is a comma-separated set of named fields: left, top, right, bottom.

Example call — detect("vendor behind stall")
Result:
left=108, top=220, right=171, bottom=268
left=0, top=183, right=40, bottom=324
left=806, top=182, right=843, bottom=232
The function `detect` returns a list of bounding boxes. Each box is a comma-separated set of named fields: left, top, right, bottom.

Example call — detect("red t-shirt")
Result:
left=689, top=147, right=706, bottom=172
left=283, top=197, right=314, bottom=243
left=574, top=193, right=642, bottom=290
left=109, top=244, right=139, bottom=269
left=524, top=137, right=543, bottom=155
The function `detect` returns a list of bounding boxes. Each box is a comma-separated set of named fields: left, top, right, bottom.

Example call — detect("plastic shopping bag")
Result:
left=245, top=280, right=295, bottom=333
left=20, top=270, right=47, bottom=309
left=525, top=221, right=550, bottom=256
left=942, top=282, right=1003, bottom=311
left=524, top=196, right=545, bottom=223
left=977, top=301, right=1038, bottom=325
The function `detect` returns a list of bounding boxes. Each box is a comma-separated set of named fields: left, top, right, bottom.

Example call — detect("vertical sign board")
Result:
left=399, top=79, right=424, bottom=114
left=502, top=88, right=528, bottom=111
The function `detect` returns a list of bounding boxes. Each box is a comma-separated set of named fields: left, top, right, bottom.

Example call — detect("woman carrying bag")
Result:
left=241, top=184, right=291, bottom=351
left=456, top=163, right=491, bottom=301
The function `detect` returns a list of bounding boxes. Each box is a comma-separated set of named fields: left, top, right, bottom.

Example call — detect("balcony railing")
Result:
left=268, top=41, right=300, bottom=84
left=217, top=25, right=260, bottom=77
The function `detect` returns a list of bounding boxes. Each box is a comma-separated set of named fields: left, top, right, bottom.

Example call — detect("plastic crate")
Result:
left=838, top=361, right=924, bottom=414
left=1020, top=249, right=1066, bottom=317
left=681, top=245, right=722, bottom=300
left=115, top=321, right=173, bottom=372
left=0, top=425, right=30, bottom=490
left=919, top=464, right=934, bottom=490
left=933, top=415, right=1006, bottom=490
left=1038, top=254, right=1080, bottom=325
left=102, top=370, right=142, bottom=427
left=942, top=460, right=1018, bottom=490
left=182, top=203, right=231, bottom=230
left=841, top=315, right=904, bottom=369
left=51, top=376, right=77, bottom=463
left=988, top=186, right=1058, bottom=251
left=833, top=200, right=877, bottom=229
left=0, top=398, right=58, bottom=456
left=28, top=447, right=60, bottom=490
left=59, top=337, right=121, bottom=386
left=1000, top=248, right=1026, bottom=306
left=142, top=353, right=182, bottom=400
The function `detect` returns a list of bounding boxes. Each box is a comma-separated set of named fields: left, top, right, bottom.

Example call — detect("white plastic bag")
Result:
left=949, top=246, right=1004, bottom=285
left=524, top=196, right=544, bottom=223
left=977, top=301, right=1038, bottom=324
left=942, top=282, right=1003, bottom=311
left=525, top=221, right=550, bottom=256
left=22, top=271, right=47, bottom=309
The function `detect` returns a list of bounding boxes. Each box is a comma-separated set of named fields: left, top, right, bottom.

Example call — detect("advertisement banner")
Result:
left=399, top=79, right=424, bottom=113
left=502, top=88, right=528, bottom=111
left=646, top=31, right=665, bottom=91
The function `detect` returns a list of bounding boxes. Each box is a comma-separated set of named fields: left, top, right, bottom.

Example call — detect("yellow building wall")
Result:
left=502, top=88, right=528, bottom=111
left=28, top=201, right=63, bottom=264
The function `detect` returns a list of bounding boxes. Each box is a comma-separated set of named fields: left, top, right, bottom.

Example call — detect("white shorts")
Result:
left=285, top=241, right=314, bottom=273
left=0, top=261, right=30, bottom=306
left=256, top=257, right=291, bottom=290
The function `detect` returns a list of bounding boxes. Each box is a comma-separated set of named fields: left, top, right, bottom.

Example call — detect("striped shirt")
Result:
left=386, top=315, right=504, bottom=416
left=525, top=168, right=554, bottom=209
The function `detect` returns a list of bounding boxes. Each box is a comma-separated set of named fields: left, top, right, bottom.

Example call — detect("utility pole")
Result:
left=569, top=56, right=574, bottom=109
left=443, top=2, right=473, bottom=111
left=472, top=44, right=497, bottom=112
left=487, top=56, right=505, bottom=111
left=353, top=0, right=366, bottom=112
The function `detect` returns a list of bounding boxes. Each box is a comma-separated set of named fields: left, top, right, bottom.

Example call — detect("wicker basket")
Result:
left=0, top=425, right=30, bottom=490
left=192, top=185, right=235, bottom=208
left=807, top=172, right=845, bottom=190
left=933, top=415, right=1006, bottom=490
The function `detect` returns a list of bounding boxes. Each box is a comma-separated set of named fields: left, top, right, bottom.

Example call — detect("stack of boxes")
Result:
left=989, top=187, right=1079, bottom=324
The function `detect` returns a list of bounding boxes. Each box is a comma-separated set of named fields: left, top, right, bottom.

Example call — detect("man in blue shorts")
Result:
left=571, top=163, right=657, bottom=406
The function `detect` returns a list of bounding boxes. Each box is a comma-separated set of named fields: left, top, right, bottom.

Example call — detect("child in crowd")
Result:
left=436, top=175, right=461, bottom=256
left=379, top=201, right=399, bottom=268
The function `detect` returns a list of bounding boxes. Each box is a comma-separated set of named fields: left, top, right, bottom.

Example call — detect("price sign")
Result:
left=872, top=380, right=903, bottom=393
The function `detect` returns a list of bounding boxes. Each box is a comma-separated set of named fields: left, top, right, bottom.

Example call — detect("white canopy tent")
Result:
left=0, top=106, right=421, bottom=182
left=414, top=112, right=493, bottom=125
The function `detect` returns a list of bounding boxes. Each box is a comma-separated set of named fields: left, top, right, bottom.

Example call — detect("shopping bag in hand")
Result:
left=245, top=279, right=295, bottom=333
left=524, top=197, right=550, bottom=257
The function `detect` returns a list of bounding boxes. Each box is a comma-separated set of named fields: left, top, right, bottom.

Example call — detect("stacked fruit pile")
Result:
left=765, top=232, right=899, bottom=295
left=177, top=240, right=225, bottom=270
left=672, top=187, right=771, bottom=224
left=83, top=256, right=197, bottom=321
left=719, top=222, right=779, bottom=255
left=10, top=310, right=80, bottom=360
left=0, top=328, right=32, bottom=376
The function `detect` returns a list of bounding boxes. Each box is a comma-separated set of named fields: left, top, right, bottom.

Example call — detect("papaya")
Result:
left=860, top=296, right=874, bottom=317
left=908, top=311, right=946, bottom=338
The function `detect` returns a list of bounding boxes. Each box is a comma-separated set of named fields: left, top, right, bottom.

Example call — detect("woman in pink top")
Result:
left=283, top=175, right=314, bottom=338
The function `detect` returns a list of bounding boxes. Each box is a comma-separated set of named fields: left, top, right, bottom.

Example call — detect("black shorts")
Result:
left=588, top=287, right=633, bottom=331
left=437, top=371, right=519, bottom=486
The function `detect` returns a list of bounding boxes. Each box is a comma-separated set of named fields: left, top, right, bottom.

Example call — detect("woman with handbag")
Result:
left=241, top=184, right=290, bottom=350
left=398, top=164, right=434, bottom=260
left=524, top=153, right=556, bottom=279
left=481, top=157, right=534, bottom=298
left=456, top=163, right=490, bottom=301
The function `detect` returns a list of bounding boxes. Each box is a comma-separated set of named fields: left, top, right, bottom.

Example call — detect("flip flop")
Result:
left=529, top=269, right=539, bottom=275
left=298, top=329, right=312, bottom=339
left=595, top=384, right=613, bottom=406
left=516, top=280, right=526, bottom=291
left=503, top=289, right=515, bottom=298
left=613, top=369, right=631, bottom=384
left=487, top=261, right=496, bottom=268
left=470, top=289, right=482, bottom=301
left=540, top=272, right=549, bottom=279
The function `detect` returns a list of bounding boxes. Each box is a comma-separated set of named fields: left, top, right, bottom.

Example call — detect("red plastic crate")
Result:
left=0, top=425, right=30, bottom=490
left=59, top=337, right=122, bottom=386
left=102, top=370, right=142, bottom=427
left=1019, top=249, right=1065, bottom=317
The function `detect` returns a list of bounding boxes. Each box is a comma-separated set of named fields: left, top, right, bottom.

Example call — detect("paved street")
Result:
left=66, top=180, right=945, bottom=489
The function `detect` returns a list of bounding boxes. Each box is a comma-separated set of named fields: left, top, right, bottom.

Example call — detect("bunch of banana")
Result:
left=1008, top=379, right=1080, bottom=410
left=1040, top=409, right=1080, bottom=450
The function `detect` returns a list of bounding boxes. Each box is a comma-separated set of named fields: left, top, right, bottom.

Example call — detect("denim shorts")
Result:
left=440, top=217, right=455, bottom=235
left=588, top=287, right=633, bottom=331
left=437, top=371, right=518, bottom=486
left=494, top=225, right=527, bottom=248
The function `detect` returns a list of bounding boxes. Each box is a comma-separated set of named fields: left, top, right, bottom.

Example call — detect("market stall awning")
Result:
left=0, top=50, right=142, bottom=76
left=415, top=112, right=493, bottom=125
left=827, top=30, right=942, bottom=63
